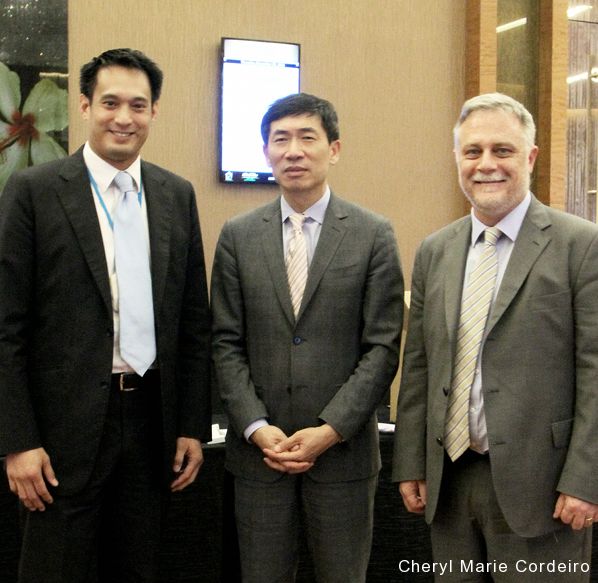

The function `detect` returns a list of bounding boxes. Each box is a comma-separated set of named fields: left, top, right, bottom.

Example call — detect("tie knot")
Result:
left=289, top=213, right=305, bottom=232
left=484, top=227, right=501, bottom=246
left=113, top=171, right=136, bottom=194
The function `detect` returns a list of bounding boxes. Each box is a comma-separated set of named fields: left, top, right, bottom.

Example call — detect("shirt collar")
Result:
left=280, top=186, right=331, bottom=225
left=83, top=142, right=142, bottom=193
left=470, top=192, right=531, bottom=245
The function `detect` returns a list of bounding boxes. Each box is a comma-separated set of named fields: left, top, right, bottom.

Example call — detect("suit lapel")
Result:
left=56, top=149, right=112, bottom=313
left=55, top=153, right=175, bottom=319
left=443, top=219, right=471, bottom=348
left=486, top=197, right=551, bottom=333
left=297, top=194, right=347, bottom=321
left=260, top=200, right=296, bottom=326
left=142, top=162, right=173, bottom=316
left=260, top=194, right=348, bottom=326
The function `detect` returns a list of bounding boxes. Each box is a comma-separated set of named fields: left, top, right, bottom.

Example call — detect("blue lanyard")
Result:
left=88, top=171, right=143, bottom=230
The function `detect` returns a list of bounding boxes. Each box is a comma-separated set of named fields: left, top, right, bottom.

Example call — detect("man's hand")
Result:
left=262, top=424, right=341, bottom=475
left=170, top=437, right=203, bottom=492
left=250, top=425, right=288, bottom=452
left=5, top=448, right=58, bottom=511
left=250, top=425, right=308, bottom=473
left=553, top=493, right=598, bottom=530
left=399, top=480, right=427, bottom=514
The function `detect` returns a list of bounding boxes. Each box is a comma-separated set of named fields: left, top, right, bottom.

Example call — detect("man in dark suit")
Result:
left=393, top=93, right=598, bottom=580
left=0, top=48, right=211, bottom=582
left=211, top=93, right=403, bottom=582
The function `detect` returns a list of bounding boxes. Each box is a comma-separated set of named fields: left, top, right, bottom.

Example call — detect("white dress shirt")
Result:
left=83, top=142, right=151, bottom=373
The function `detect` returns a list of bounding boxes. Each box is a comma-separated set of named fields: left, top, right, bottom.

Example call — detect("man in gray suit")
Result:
left=0, top=49, right=211, bottom=582
left=211, top=93, right=403, bottom=582
left=393, top=93, right=598, bottom=580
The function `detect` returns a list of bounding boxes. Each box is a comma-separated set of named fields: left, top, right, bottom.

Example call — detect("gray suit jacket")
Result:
left=0, top=148, right=211, bottom=494
left=212, top=193, right=403, bottom=483
left=393, top=196, right=598, bottom=537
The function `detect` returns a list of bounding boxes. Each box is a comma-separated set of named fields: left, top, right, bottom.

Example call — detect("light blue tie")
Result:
left=113, top=171, right=156, bottom=375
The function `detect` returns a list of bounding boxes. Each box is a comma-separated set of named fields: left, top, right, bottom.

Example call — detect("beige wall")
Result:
left=69, top=0, right=467, bottom=289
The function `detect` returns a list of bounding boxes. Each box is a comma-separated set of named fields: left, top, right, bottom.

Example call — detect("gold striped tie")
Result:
left=445, top=227, right=501, bottom=461
left=286, top=213, right=308, bottom=318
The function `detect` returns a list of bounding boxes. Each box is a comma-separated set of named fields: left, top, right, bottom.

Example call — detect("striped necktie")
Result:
left=444, top=226, right=501, bottom=461
left=286, top=213, right=308, bottom=318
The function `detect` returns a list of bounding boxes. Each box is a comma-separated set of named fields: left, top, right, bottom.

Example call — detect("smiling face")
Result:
left=80, top=65, right=158, bottom=170
left=455, top=108, right=538, bottom=225
left=263, top=113, right=340, bottom=210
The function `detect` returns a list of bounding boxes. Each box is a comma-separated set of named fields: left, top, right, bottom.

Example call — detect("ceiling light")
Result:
left=567, top=67, right=598, bottom=84
left=567, top=5, right=592, bottom=19
left=496, top=17, right=527, bottom=33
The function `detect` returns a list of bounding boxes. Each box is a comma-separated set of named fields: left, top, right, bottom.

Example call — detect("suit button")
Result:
left=293, top=336, right=302, bottom=345
left=100, top=381, right=109, bottom=389
left=442, top=386, right=449, bottom=396
left=106, top=329, right=113, bottom=337
left=436, top=437, right=443, bottom=446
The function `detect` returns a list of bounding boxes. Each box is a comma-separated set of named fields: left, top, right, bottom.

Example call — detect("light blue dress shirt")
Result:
left=465, top=192, right=531, bottom=453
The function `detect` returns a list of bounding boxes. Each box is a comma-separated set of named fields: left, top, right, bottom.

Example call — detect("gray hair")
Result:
left=453, top=93, right=536, bottom=148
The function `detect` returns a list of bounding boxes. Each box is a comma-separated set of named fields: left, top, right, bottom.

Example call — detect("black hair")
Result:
left=260, top=92, right=339, bottom=144
left=80, top=48, right=163, bottom=103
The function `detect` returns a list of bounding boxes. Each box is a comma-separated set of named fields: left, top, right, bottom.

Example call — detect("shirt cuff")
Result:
left=243, top=418, right=269, bottom=443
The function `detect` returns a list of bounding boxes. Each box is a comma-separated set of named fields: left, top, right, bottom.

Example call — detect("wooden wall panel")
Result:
left=537, top=0, right=568, bottom=209
left=465, top=0, right=497, bottom=98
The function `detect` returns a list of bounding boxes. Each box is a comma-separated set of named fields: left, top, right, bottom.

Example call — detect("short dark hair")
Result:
left=260, top=92, right=339, bottom=144
left=80, top=48, right=163, bottom=103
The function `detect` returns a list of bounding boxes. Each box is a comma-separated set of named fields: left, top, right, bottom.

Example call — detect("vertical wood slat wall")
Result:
left=567, top=13, right=598, bottom=220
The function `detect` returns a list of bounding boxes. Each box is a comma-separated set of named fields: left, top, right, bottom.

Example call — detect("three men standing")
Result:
left=3, top=47, right=594, bottom=583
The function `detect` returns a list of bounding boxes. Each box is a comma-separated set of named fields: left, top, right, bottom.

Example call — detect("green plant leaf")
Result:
left=23, top=78, right=68, bottom=133
left=30, top=132, right=67, bottom=166
left=0, top=62, right=21, bottom=123
left=0, top=142, right=28, bottom=195
left=0, top=119, right=9, bottom=144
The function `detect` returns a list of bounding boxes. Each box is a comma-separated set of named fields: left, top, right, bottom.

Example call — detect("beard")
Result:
left=461, top=174, right=530, bottom=223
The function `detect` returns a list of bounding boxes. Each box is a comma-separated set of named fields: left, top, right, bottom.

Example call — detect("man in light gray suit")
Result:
left=393, top=93, right=598, bottom=581
left=211, top=93, right=403, bottom=582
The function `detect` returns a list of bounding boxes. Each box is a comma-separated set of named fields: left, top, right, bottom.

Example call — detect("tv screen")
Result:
left=219, top=37, right=300, bottom=184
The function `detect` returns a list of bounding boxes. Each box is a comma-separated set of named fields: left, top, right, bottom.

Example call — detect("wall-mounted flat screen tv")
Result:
left=219, top=37, right=300, bottom=184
